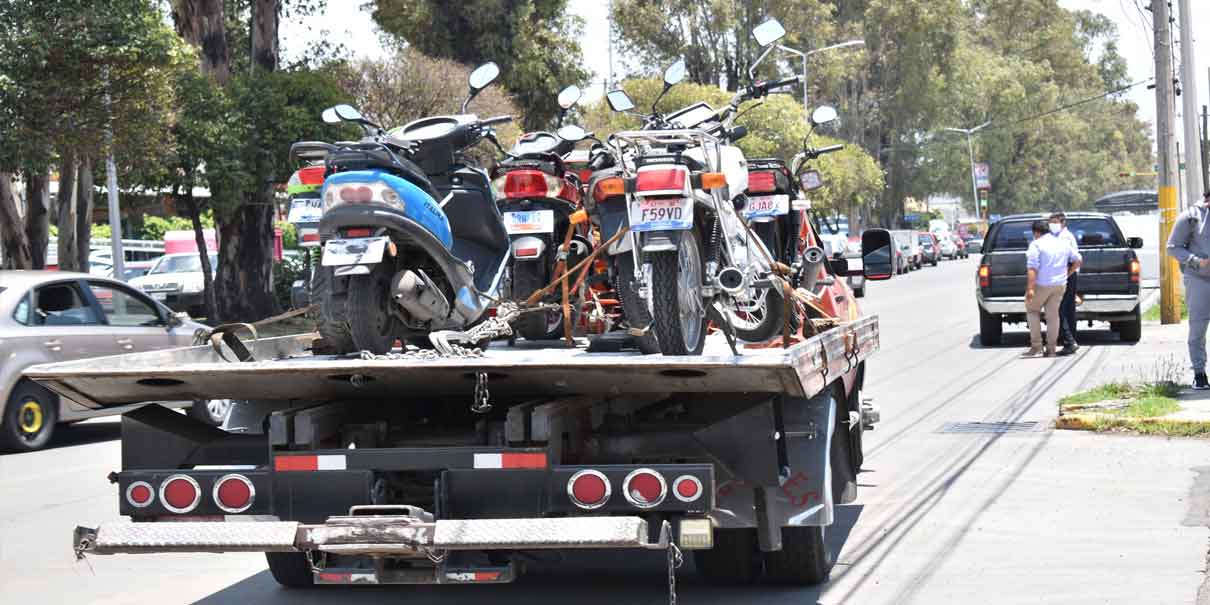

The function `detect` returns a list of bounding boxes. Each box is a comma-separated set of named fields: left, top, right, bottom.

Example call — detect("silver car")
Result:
left=0, top=271, right=224, bottom=451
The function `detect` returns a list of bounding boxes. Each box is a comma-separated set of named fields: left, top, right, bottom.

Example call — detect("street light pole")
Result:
left=775, top=39, right=864, bottom=118
left=944, top=122, right=992, bottom=221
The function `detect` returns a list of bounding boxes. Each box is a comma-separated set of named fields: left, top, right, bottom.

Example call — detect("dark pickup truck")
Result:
left=976, top=212, right=1144, bottom=346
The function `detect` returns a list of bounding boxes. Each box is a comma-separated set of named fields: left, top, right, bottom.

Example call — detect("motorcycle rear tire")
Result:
left=729, top=283, right=787, bottom=343
left=650, top=231, right=707, bottom=356
left=614, top=253, right=660, bottom=354
left=313, top=266, right=356, bottom=355
left=512, top=262, right=566, bottom=341
left=347, top=264, right=398, bottom=355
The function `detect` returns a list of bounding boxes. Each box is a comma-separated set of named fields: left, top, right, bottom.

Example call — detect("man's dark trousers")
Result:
left=1060, top=272, right=1078, bottom=346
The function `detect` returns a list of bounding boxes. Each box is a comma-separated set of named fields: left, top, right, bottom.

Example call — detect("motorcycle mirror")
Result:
left=810, top=105, right=839, bottom=126
left=557, top=85, right=582, bottom=110
left=729, top=125, right=749, bottom=141
left=752, top=18, right=786, bottom=47
left=663, top=59, right=687, bottom=86
left=557, top=124, right=588, bottom=142
left=799, top=170, right=825, bottom=192
left=333, top=104, right=364, bottom=121
left=321, top=107, right=339, bottom=124
left=468, top=62, right=500, bottom=92
left=606, top=89, right=636, bottom=112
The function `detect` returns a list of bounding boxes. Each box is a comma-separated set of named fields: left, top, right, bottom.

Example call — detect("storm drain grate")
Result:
left=938, top=421, right=1042, bottom=434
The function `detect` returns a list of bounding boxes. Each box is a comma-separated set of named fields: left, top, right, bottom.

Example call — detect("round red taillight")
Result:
left=673, top=475, right=703, bottom=502
left=213, top=474, right=255, bottom=513
left=160, top=475, right=201, bottom=513
left=622, top=469, right=666, bottom=509
left=567, top=470, right=610, bottom=509
left=126, top=481, right=154, bottom=508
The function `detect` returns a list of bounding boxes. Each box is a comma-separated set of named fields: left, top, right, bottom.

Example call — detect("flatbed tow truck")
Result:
left=27, top=307, right=879, bottom=595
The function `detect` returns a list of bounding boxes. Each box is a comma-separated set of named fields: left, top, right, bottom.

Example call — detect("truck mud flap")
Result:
left=75, top=516, right=668, bottom=557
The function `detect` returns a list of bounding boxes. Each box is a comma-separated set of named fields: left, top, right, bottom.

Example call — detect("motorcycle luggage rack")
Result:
left=607, top=129, right=724, bottom=177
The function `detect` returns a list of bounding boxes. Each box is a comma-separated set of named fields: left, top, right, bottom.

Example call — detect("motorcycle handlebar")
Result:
left=762, top=75, right=802, bottom=92
left=482, top=115, right=514, bottom=127
left=815, top=144, right=844, bottom=155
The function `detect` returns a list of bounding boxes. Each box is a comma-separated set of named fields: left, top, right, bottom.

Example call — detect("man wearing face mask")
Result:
left=1166, top=192, right=1210, bottom=390
left=1050, top=212, right=1080, bottom=355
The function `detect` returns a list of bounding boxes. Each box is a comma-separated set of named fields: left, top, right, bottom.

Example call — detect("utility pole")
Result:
left=104, top=68, right=124, bottom=281
left=944, top=122, right=992, bottom=221
left=1202, top=104, right=1209, bottom=190
left=1179, top=0, right=1203, bottom=210
left=1156, top=0, right=1181, bottom=324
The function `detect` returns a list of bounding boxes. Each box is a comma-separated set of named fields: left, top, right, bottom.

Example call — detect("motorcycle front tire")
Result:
left=613, top=253, right=660, bottom=354
left=650, top=230, right=707, bottom=356
left=729, top=283, right=788, bottom=343
left=347, top=263, right=398, bottom=355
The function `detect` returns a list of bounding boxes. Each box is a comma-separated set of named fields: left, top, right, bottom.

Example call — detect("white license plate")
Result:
left=151, top=292, right=168, bottom=301
left=628, top=197, right=693, bottom=232
left=287, top=197, right=323, bottom=224
left=744, top=194, right=789, bottom=219
left=322, top=236, right=389, bottom=267
left=504, top=210, right=555, bottom=235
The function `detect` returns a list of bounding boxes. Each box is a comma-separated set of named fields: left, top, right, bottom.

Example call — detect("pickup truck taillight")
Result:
left=978, top=264, right=990, bottom=288
left=1130, top=259, right=1140, bottom=283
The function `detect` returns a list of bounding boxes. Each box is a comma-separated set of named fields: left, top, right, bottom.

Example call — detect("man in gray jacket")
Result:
left=1166, top=193, right=1210, bottom=390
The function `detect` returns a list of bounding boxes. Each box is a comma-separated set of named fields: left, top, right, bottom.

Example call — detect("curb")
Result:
left=1056, top=413, right=1210, bottom=434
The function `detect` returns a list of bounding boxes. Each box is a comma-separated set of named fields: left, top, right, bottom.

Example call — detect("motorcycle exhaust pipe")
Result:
left=716, top=266, right=746, bottom=295
left=798, top=246, right=826, bottom=292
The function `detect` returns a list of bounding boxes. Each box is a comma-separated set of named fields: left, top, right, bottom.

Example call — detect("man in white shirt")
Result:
left=1025, top=220, right=1083, bottom=357
left=1050, top=212, right=1081, bottom=355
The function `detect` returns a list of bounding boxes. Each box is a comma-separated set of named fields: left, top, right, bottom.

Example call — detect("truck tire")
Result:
left=265, top=552, right=314, bottom=588
left=188, top=399, right=232, bottom=427
left=693, top=528, right=762, bottom=584
left=978, top=308, right=1002, bottom=346
left=1, top=380, right=58, bottom=452
left=1118, top=308, right=1142, bottom=343
left=313, top=266, right=355, bottom=355
left=650, top=232, right=707, bottom=355
left=347, top=264, right=397, bottom=355
left=512, top=261, right=565, bottom=341
left=614, top=254, right=660, bottom=354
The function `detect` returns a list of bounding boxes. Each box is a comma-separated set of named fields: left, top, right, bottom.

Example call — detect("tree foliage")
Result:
left=370, top=0, right=589, bottom=130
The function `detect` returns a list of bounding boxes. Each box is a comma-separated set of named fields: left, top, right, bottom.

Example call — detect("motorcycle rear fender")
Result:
left=320, top=205, right=486, bottom=323
left=322, top=169, right=453, bottom=249
left=510, top=235, right=547, bottom=261
left=640, top=231, right=681, bottom=253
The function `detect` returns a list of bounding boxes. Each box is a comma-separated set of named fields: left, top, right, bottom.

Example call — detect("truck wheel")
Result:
left=978, top=308, right=1002, bottom=346
left=347, top=264, right=397, bottom=355
left=188, top=399, right=231, bottom=427
left=650, top=232, right=707, bottom=355
left=512, top=261, right=565, bottom=341
left=313, top=266, right=355, bottom=355
left=763, top=526, right=833, bottom=585
left=1, top=380, right=59, bottom=452
left=1118, top=308, right=1142, bottom=343
left=693, top=528, right=762, bottom=584
left=614, top=254, right=660, bottom=354
left=265, top=552, right=314, bottom=588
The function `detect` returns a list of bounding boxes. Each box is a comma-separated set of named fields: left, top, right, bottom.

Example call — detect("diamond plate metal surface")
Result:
left=93, top=521, right=299, bottom=553
left=432, top=517, right=649, bottom=549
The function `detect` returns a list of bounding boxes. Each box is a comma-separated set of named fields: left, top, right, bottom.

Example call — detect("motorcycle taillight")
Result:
left=495, top=169, right=562, bottom=199
left=634, top=166, right=689, bottom=196
left=747, top=171, right=777, bottom=193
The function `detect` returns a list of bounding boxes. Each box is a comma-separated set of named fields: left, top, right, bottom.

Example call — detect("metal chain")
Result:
left=472, top=371, right=492, bottom=414
left=667, top=541, right=684, bottom=605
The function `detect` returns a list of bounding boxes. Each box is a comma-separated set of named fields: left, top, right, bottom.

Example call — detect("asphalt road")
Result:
left=3, top=256, right=1208, bottom=604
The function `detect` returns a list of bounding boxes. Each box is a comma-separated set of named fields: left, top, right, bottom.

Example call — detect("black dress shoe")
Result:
left=1196, top=373, right=1210, bottom=390
left=1057, top=344, right=1078, bottom=356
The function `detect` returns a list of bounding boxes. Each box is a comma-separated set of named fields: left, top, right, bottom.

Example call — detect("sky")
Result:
left=281, top=1, right=1210, bottom=141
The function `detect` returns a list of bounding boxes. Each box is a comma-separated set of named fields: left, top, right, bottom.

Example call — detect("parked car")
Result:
left=0, top=271, right=227, bottom=451
left=918, top=232, right=940, bottom=266
left=967, top=236, right=985, bottom=254
left=128, top=252, right=218, bottom=317
left=890, top=230, right=921, bottom=271
left=938, top=234, right=959, bottom=259
left=975, top=212, right=1144, bottom=346
left=118, top=259, right=159, bottom=281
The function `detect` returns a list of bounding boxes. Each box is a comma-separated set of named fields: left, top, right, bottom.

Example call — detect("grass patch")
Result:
left=1063, top=416, right=1210, bottom=437
left=1119, top=396, right=1180, bottom=418
left=1143, top=295, right=1188, bottom=321
left=1059, top=382, right=1133, bottom=406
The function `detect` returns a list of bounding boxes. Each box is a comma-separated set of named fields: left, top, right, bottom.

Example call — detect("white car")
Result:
left=129, top=252, right=218, bottom=317
left=938, top=236, right=958, bottom=259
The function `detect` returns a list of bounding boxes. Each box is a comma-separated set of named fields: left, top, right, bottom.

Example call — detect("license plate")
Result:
left=151, top=292, right=168, bottom=301
left=504, top=210, right=555, bottom=235
left=628, top=197, right=693, bottom=232
left=287, top=197, right=323, bottom=224
left=322, top=236, right=389, bottom=267
left=743, top=194, right=789, bottom=219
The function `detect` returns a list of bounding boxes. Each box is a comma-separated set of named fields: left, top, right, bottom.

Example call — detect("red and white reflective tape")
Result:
left=445, top=570, right=503, bottom=583
left=315, top=571, right=378, bottom=584
left=472, top=452, right=547, bottom=469
left=274, top=454, right=347, bottom=472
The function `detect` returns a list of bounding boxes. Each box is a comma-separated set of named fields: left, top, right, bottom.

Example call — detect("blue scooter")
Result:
left=308, top=63, right=512, bottom=354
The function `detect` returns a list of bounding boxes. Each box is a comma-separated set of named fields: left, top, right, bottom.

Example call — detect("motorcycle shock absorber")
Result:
left=705, top=212, right=723, bottom=272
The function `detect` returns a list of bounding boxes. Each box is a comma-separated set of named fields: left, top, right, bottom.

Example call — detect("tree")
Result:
left=0, top=174, right=32, bottom=269
left=370, top=0, right=589, bottom=130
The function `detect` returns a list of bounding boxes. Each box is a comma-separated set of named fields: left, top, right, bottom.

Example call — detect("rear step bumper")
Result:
left=979, top=293, right=1138, bottom=315
left=75, top=515, right=667, bottom=557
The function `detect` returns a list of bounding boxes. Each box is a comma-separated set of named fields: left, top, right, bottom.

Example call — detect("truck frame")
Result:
left=30, top=317, right=879, bottom=592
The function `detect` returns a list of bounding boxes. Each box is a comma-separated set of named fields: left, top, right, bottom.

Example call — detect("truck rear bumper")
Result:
left=75, top=515, right=669, bottom=557
left=979, top=293, right=1139, bottom=316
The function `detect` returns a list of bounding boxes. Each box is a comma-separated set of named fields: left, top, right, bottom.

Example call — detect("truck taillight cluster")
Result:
left=565, top=467, right=704, bottom=511
left=978, top=264, right=990, bottom=287
left=1130, top=259, right=1141, bottom=283
left=124, top=473, right=256, bottom=515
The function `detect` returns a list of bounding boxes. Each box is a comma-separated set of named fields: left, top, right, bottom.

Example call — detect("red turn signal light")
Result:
left=568, top=470, right=611, bottom=509
left=622, top=468, right=667, bottom=509
left=160, top=475, right=201, bottom=514
left=1129, top=259, right=1140, bottom=283
left=213, top=474, right=255, bottom=513
left=126, top=481, right=155, bottom=508
left=978, top=265, right=990, bottom=288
